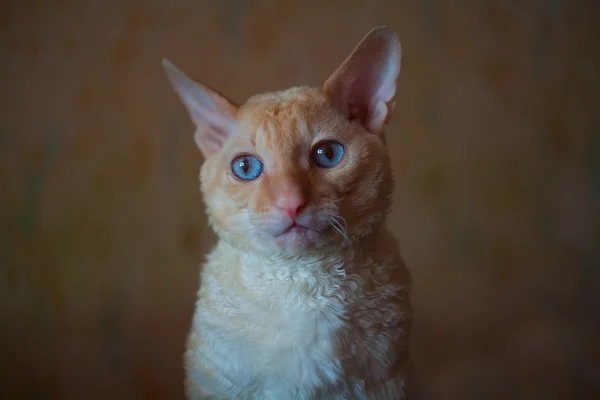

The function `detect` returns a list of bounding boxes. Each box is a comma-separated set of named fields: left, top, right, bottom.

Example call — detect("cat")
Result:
left=162, top=26, right=413, bottom=400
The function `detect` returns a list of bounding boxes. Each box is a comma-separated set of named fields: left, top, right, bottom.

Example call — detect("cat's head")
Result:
left=163, top=27, right=401, bottom=257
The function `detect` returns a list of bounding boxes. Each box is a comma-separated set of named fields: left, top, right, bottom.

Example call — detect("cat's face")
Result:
left=200, top=89, right=393, bottom=255
left=164, top=27, right=401, bottom=256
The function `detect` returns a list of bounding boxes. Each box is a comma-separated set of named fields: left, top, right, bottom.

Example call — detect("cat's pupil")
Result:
left=319, top=145, right=334, bottom=160
left=240, top=159, right=249, bottom=173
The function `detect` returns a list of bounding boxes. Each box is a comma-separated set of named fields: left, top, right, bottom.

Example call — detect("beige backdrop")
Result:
left=1, top=0, right=599, bottom=399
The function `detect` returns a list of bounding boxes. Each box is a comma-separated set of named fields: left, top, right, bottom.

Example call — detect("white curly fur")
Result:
left=184, top=229, right=412, bottom=399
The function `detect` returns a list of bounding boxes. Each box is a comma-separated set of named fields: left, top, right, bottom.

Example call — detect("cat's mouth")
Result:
left=273, top=221, right=324, bottom=250
left=280, top=222, right=313, bottom=235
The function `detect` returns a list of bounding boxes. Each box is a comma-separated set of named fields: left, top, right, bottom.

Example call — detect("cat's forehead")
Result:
left=235, top=87, right=338, bottom=149
left=244, top=86, right=325, bottom=108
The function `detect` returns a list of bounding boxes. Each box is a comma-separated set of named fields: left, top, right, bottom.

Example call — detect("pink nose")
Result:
left=270, top=178, right=308, bottom=220
left=274, top=195, right=307, bottom=220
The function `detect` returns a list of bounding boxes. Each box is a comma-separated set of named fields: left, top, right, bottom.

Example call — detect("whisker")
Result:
left=334, top=216, right=351, bottom=243
left=331, top=223, right=351, bottom=245
left=332, top=215, right=346, bottom=228
left=332, top=215, right=348, bottom=232
left=328, top=216, right=351, bottom=245
left=330, top=215, right=345, bottom=230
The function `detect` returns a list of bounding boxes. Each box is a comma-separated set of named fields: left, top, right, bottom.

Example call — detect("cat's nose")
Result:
left=274, top=193, right=307, bottom=220
left=270, top=178, right=308, bottom=220
left=280, top=201, right=306, bottom=220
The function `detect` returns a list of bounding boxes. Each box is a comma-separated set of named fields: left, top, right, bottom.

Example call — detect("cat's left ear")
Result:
left=162, top=59, right=238, bottom=158
left=324, top=27, right=401, bottom=135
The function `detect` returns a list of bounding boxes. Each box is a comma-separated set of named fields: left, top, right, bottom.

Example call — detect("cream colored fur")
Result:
left=163, top=27, right=413, bottom=399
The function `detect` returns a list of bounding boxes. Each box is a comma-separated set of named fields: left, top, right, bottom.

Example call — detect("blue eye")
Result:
left=231, top=154, right=264, bottom=181
left=311, top=141, right=344, bottom=168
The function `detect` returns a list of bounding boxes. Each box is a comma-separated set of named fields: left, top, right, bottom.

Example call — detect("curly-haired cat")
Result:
left=163, top=26, right=413, bottom=400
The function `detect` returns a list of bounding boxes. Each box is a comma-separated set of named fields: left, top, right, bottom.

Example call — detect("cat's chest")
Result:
left=198, top=268, right=353, bottom=394
left=239, top=293, right=349, bottom=396
left=225, top=272, right=350, bottom=349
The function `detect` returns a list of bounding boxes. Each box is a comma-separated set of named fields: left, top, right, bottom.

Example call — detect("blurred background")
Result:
left=1, top=0, right=599, bottom=399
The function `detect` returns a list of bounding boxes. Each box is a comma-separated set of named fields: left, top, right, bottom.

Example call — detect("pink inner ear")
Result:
left=348, top=103, right=367, bottom=126
left=346, top=73, right=380, bottom=126
left=339, top=74, right=382, bottom=133
left=205, top=128, right=227, bottom=149
left=163, top=59, right=238, bottom=157
left=189, top=97, right=238, bottom=157
left=195, top=119, right=235, bottom=157
left=324, top=27, right=401, bottom=134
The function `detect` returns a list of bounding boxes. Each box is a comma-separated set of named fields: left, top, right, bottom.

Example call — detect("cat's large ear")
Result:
left=162, top=59, right=238, bottom=157
left=324, top=27, right=401, bottom=135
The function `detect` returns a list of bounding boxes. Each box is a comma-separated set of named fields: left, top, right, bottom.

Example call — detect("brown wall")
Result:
left=1, top=0, right=599, bottom=398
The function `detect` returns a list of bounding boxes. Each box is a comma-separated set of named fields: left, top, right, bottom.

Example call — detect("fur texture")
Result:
left=163, top=27, right=413, bottom=399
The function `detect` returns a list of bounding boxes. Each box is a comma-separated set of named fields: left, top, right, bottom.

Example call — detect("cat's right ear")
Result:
left=162, top=59, right=238, bottom=158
